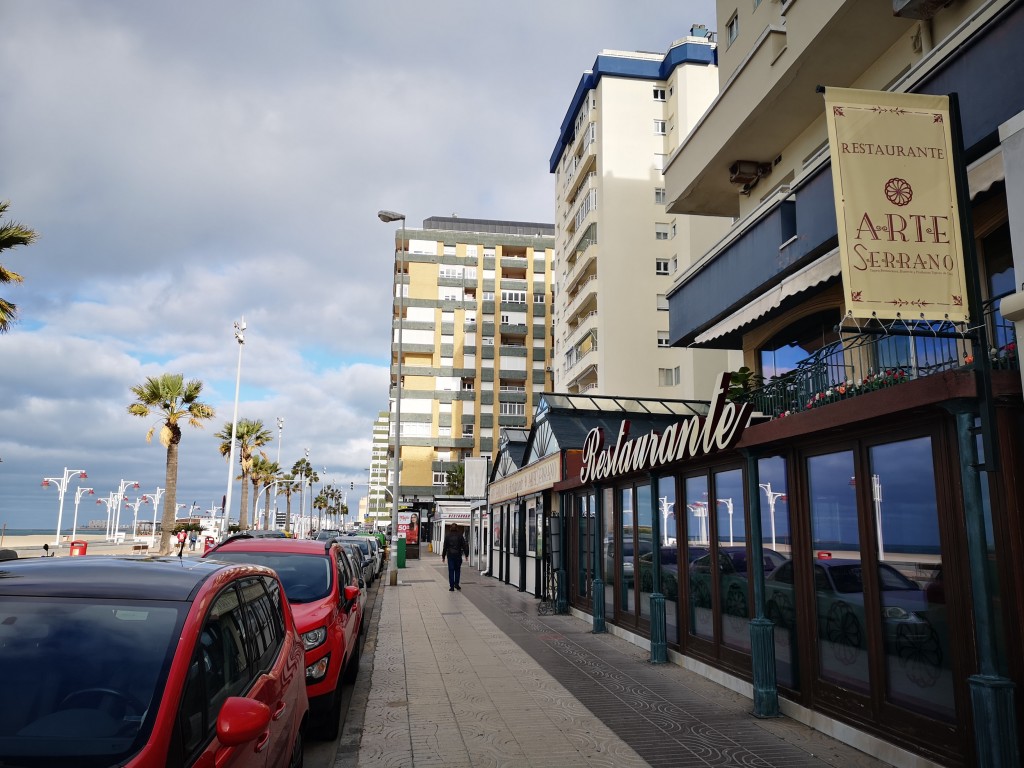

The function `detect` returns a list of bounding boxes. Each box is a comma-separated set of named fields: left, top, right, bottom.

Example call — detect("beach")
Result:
left=0, top=532, right=199, bottom=559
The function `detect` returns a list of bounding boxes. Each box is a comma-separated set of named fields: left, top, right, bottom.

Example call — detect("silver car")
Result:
left=336, top=539, right=374, bottom=586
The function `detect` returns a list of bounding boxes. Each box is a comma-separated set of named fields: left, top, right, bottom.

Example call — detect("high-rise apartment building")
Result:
left=364, top=410, right=390, bottom=529
left=550, top=27, right=740, bottom=398
left=384, top=216, right=554, bottom=506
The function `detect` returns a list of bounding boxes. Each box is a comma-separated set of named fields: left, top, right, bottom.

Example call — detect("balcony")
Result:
left=737, top=300, right=1017, bottom=419
left=564, top=275, right=598, bottom=327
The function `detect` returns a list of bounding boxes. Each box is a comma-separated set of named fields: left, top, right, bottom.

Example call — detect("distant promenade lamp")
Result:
left=125, top=496, right=150, bottom=540
left=114, top=479, right=141, bottom=541
left=96, top=493, right=118, bottom=540
left=41, top=468, right=88, bottom=548
left=223, top=318, right=246, bottom=533
left=144, top=487, right=164, bottom=542
left=758, top=483, right=787, bottom=551
left=377, top=208, right=406, bottom=558
left=71, top=486, right=95, bottom=541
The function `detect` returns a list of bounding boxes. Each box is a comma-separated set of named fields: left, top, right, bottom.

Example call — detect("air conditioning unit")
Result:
left=729, top=160, right=772, bottom=186
left=892, top=0, right=953, bottom=20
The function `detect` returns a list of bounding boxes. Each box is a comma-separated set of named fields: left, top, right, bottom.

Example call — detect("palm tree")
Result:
left=127, top=374, right=215, bottom=554
left=291, top=457, right=318, bottom=535
left=249, top=454, right=279, bottom=529
left=0, top=201, right=38, bottom=334
left=215, top=418, right=273, bottom=530
left=277, top=474, right=301, bottom=534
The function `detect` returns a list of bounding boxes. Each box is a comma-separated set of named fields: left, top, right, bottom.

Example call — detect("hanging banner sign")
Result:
left=824, top=87, right=968, bottom=322
left=579, top=373, right=752, bottom=484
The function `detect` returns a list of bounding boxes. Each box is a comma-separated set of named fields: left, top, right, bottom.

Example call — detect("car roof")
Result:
left=207, top=536, right=333, bottom=557
left=0, top=556, right=248, bottom=601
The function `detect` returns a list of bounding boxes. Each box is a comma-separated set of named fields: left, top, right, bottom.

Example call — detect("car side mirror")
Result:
left=216, top=696, right=272, bottom=746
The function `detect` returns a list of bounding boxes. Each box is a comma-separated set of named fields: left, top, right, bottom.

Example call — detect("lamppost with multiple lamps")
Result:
left=41, top=467, right=88, bottom=548
left=97, top=493, right=118, bottom=540
left=273, top=416, right=284, bottom=529
left=125, top=496, right=149, bottom=540
left=223, top=318, right=246, bottom=534
left=71, top=485, right=95, bottom=541
left=146, top=487, right=165, bottom=544
left=758, top=482, right=787, bottom=551
left=378, top=209, right=406, bottom=574
left=114, top=479, right=140, bottom=542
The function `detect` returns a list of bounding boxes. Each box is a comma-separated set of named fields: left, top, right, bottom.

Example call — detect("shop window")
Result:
left=868, top=437, right=953, bottom=721
left=527, top=501, right=538, bottom=555
left=807, top=450, right=867, bottom=693
left=685, top=475, right=713, bottom=641
left=758, top=456, right=796, bottom=688
left=603, top=487, right=615, bottom=621
left=636, top=483, right=652, bottom=622
left=759, top=309, right=841, bottom=379
left=657, top=475, right=679, bottom=645
left=619, top=487, right=635, bottom=616
left=714, top=469, right=749, bottom=652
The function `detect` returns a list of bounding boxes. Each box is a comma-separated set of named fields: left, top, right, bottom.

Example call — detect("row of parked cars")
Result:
left=0, top=530, right=387, bottom=766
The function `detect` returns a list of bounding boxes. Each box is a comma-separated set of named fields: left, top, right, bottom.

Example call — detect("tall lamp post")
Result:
left=97, top=493, right=118, bottom=540
left=71, top=486, right=95, bottom=541
left=114, top=479, right=140, bottom=542
left=125, top=496, right=149, bottom=540
left=41, top=467, right=88, bottom=548
left=273, top=416, right=284, bottom=529
left=378, top=209, right=406, bottom=567
left=223, top=318, right=246, bottom=534
left=147, top=487, right=165, bottom=543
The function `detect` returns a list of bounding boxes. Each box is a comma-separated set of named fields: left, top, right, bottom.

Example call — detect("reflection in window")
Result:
left=620, top=487, right=635, bottom=617
left=603, top=488, right=615, bottom=622
left=869, top=437, right=953, bottom=721
left=685, top=475, right=712, bottom=640
left=759, top=456, right=797, bottom=688
left=658, top=475, right=679, bottom=645
left=808, top=451, right=867, bottom=693
left=637, top=484, right=652, bottom=622
left=715, top=469, right=749, bottom=651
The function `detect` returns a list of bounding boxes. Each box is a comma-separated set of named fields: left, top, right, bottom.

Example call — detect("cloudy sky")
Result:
left=0, top=1, right=715, bottom=534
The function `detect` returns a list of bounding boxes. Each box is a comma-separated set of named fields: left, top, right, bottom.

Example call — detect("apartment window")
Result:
left=670, top=256, right=678, bottom=273
left=499, top=402, right=526, bottom=416
left=483, top=337, right=494, bottom=345
left=438, top=427, right=451, bottom=437
left=432, top=471, right=447, bottom=487
left=657, top=294, right=669, bottom=311
left=654, top=154, right=667, bottom=172
left=653, top=87, right=666, bottom=101
left=655, top=187, right=666, bottom=204
left=656, top=259, right=670, bottom=275
left=482, top=291, right=495, bottom=301
left=501, top=290, right=526, bottom=303
left=727, top=13, right=739, bottom=45
left=654, top=120, right=666, bottom=135
left=463, top=424, right=474, bottom=437
left=671, top=221, right=677, bottom=239
left=533, top=293, right=545, bottom=304
left=658, top=366, right=681, bottom=386
left=657, top=331, right=671, bottom=348
left=501, top=314, right=510, bottom=324
left=655, top=223, right=671, bottom=241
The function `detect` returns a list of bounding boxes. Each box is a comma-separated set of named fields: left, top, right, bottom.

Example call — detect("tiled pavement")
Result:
left=345, top=557, right=892, bottom=768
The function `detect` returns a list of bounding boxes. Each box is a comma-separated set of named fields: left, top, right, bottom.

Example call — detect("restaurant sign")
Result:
left=579, top=373, right=752, bottom=484
left=824, top=87, right=968, bottom=322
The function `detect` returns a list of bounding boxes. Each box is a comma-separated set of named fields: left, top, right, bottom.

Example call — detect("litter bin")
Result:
left=397, top=537, right=406, bottom=568
left=203, top=536, right=216, bottom=555
left=69, top=540, right=88, bottom=557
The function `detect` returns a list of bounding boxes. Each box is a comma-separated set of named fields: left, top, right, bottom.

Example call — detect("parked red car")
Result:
left=207, top=535, right=363, bottom=740
left=0, top=555, right=307, bottom=767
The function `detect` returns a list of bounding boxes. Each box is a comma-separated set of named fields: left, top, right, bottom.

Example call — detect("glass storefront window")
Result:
left=576, top=495, right=590, bottom=599
left=808, top=451, right=868, bottom=693
left=620, top=487, right=634, bottom=616
left=603, top=488, right=614, bottom=622
left=685, top=475, right=712, bottom=640
left=869, top=437, right=954, bottom=721
left=715, top=469, right=749, bottom=651
left=658, top=475, right=679, bottom=645
left=758, top=456, right=797, bottom=688
left=637, top=483, right=652, bottom=622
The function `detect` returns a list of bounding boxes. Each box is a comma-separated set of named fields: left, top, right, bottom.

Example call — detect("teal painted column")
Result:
left=951, top=407, right=1020, bottom=766
left=592, top=486, right=606, bottom=634
left=649, top=472, right=667, bottom=663
left=743, top=450, right=779, bottom=718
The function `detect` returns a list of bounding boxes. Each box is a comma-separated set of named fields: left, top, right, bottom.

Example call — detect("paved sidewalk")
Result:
left=350, top=557, right=891, bottom=768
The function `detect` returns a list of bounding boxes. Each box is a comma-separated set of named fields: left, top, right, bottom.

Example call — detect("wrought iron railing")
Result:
left=741, top=296, right=1018, bottom=419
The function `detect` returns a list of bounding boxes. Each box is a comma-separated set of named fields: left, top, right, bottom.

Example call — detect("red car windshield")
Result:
left=210, top=552, right=333, bottom=603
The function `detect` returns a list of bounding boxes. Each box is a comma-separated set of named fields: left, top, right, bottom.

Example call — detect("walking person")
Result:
left=441, top=524, right=469, bottom=591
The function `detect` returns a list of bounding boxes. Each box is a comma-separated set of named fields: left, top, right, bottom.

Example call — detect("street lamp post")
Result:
left=223, top=318, right=246, bottom=535
left=717, top=498, right=734, bottom=546
left=114, top=479, right=140, bottom=542
left=125, top=496, right=149, bottom=540
left=273, top=417, right=284, bottom=529
left=71, top=486, right=95, bottom=541
left=378, top=209, right=406, bottom=569
left=97, top=494, right=118, bottom=540
left=41, top=468, right=88, bottom=548
left=147, top=487, right=165, bottom=544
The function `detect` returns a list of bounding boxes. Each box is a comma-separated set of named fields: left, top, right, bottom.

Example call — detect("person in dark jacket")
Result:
left=441, top=524, right=470, bottom=591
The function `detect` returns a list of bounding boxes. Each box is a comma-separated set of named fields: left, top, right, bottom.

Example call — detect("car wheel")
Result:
left=343, top=641, right=360, bottom=684
left=314, top=681, right=343, bottom=742
left=288, top=723, right=304, bottom=768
